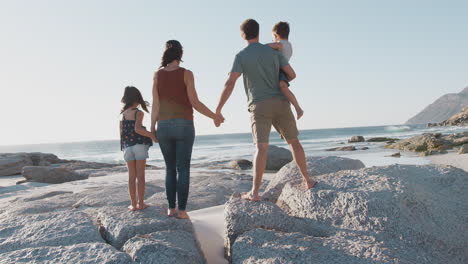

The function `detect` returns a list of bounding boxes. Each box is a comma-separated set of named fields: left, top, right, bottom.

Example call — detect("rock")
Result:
left=348, top=136, right=365, bottom=143
left=0, top=243, right=132, bottom=264
left=0, top=210, right=104, bottom=253
left=275, top=165, right=468, bottom=264
left=385, top=133, right=447, bottom=154
left=0, top=153, right=33, bottom=176
left=266, top=145, right=293, bottom=171
left=263, top=156, right=365, bottom=202
left=389, top=152, right=401, bottom=157
left=29, top=152, right=61, bottom=165
left=366, top=137, right=399, bottom=142
left=122, top=230, right=205, bottom=264
left=406, top=86, right=468, bottom=124
left=232, top=229, right=375, bottom=264
left=459, top=144, right=468, bottom=154
left=361, top=147, right=369, bottom=150
left=22, top=166, right=88, bottom=183
left=224, top=194, right=324, bottom=259
left=325, top=146, right=356, bottom=151
left=97, top=206, right=193, bottom=249
left=228, top=159, right=253, bottom=170
left=439, top=106, right=468, bottom=127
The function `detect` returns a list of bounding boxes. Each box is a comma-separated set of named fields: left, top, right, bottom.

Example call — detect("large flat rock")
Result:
left=0, top=243, right=132, bottom=264
left=0, top=153, right=33, bottom=176
left=123, top=230, right=205, bottom=264
left=22, top=166, right=88, bottom=184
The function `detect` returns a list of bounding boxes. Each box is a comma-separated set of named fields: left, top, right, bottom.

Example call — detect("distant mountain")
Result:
left=406, top=86, right=468, bottom=125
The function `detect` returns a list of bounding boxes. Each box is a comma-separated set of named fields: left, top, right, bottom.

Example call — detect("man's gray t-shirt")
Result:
left=230, top=42, right=289, bottom=107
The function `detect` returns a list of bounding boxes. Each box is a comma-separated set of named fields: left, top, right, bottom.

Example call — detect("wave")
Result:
left=384, top=126, right=412, bottom=132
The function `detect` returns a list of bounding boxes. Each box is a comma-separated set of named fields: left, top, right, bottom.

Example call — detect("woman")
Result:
left=151, top=40, right=223, bottom=219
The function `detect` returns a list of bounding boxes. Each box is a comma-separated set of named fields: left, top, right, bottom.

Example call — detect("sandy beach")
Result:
left=428, top=151, right=468, bottom=171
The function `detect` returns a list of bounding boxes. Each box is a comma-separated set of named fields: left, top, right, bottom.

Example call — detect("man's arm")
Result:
left=216, top=72, right=241, bottom=114
left=281, top=65, right=296, bottom=82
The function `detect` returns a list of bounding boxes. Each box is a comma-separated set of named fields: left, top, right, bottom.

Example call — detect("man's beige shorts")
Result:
left=249, top=98, right=299, bottom=144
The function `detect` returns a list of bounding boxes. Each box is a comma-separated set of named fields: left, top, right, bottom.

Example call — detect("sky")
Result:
left=0, top=0, right=467, bottom=146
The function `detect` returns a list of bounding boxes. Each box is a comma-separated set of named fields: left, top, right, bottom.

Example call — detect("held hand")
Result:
left=150, top=133, right=158, bottom=143
left=213, top=112, right=225, bottom=127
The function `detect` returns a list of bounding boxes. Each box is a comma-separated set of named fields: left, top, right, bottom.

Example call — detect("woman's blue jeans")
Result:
left=157, top=119, right=195, bottom=211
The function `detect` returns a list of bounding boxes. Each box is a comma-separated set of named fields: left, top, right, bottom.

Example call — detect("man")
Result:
left=216, top=19, right=316, bottom=201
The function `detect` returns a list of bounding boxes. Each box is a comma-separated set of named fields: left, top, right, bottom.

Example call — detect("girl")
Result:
left=151, top=40, right=223, bottom=219
left=120, top=86, right=156, bottom=211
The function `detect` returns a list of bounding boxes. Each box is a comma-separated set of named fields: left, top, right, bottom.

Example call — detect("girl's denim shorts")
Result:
left=123, top=144, right=150, bottom=162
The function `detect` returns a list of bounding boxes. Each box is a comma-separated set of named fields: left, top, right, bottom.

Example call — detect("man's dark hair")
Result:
left=240, top=19, right=259, bottom=40
left=273, top=21, right=290, bottom=39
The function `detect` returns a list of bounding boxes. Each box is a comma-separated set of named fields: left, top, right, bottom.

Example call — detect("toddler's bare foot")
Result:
left=296, top=108, right=304, bottom=120
left=137, top=203, right=149, bottom=210
left=176, top=211, right=190, bottom=219
left=241, top=192, right=261, bottom=201
left=128, top=205, right=137, bottom=211
left=167, top=208, right=177, bottom=217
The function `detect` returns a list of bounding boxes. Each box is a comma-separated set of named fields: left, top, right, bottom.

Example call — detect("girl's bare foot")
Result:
left=296, top=108, right=304, bottom=120
left=305, top=179, right=317, bottom=189
left=128, top=205, right=137, bottom=211
left=176, top=211, right=190, bottom=219
left=137, top=203, right=149, bottom=210
left=167, top=208, right=177, bottom=217
left=241, top=192, right=261, bottom=201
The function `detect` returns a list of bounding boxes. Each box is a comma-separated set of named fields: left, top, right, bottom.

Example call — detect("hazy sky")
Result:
left=1, top=0, right=467, bottom=145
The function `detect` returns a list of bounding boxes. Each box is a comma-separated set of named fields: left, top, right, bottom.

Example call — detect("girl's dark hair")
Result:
left=120, top=86, right=150, bottom=114
left=160, top=40, right=183, bottom=68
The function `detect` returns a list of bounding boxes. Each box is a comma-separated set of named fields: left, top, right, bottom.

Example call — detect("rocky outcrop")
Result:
left=348, top=136, right=365, bottom=143
left=459, top=144, right=468, bottom=154
left=225, top=164, right=468, bottom=263
left=122, top=230, right=205, bottom=263
left=438, top=106, right=468, bottom=127
left=22, top=166, right=88, bottom=183
left=385, top=132, right=468, bottom=155
left=326, top=146, right=356, bottom=151
left=0, top=153, right=33, bottom=176
left=266, top=145, right=293, bottom=171
left=228, top=159, right=253, bottom=170
left=366, top=137, right=399, bottom=142
left=406, top=86, right=468, bottom=124
left=0, top=243, right=132, bottom=264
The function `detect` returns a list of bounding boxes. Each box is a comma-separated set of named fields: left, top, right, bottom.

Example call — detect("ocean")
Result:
left=1, top=124, right=466, bottom=170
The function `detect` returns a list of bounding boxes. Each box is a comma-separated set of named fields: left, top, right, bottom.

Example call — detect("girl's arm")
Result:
left=185, top=69, right=223, bottom=125
left=151, top=72, right=160, bottom=133
left=135, top=111, right=155, bottom=139
left=267, top=42, right=283, bottom=50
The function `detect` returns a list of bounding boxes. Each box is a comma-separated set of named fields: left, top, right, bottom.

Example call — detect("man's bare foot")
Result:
left=176, top=211, right=190, bottom=219
left=241, top=192, right=261, bottom=201
left=137, top=203, right=149, bottom=210
left=296, top=108, right=304, bottom=120
left=305, top=179, right=317, bottom=189
left=167, top=208, right=177, bottom=217
left=128, top=205, right=137, bottom=211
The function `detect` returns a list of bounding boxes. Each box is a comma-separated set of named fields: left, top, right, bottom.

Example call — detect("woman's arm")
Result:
left=151, top=72, right=160, bottom=133
left=267, top=42, right=283, bottom=50
left=135, top=111, right=156, bottom=139
left=185, top=70, right=223, bottom=124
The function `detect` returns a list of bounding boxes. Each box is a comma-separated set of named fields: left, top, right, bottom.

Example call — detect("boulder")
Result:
left=266, top=145, right=293, bottom=170
left=389, top=152, right=401, bottom=157
left=22, top=166, right=88, bottom=183
left=97, top=206, right=193, bottom=249
left=232, top=229, right=376, bottom=264
left=0, top=243, right=132, bottom=264
left=348, top=136, right=365, bottom=143
left=0, top=153, right=33, bottom=176
left=122, top=230, right=205, bottom=264
left=366, top=137, right=399, bottom=142
left=0, top=210, right=104, bottom=253
left=263, top=156, right=365, bottom=202
left=385, top=133, right=447, bottom=153
left=459, top=144, right=468, bottom=154
left=275, top=165, right=468, bottom=264
left=361, top=147, right=369, bottom=150
left=326, top=146, right=356, bottom=151
left=228, top=159, right=253, bottom=170
left=29, top=152, right=61, bottom=165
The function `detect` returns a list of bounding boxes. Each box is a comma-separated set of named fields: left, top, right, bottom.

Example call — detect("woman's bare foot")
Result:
left=241, top=192, right=261, bottom=201
left=176, top=211, right=190, bottom=219
left=137, top=203, right=149, bottom=210
left=296, top=108, right=304, bottom=120
left=128, top=205, right=137, bottom=211
left=167, top=208, right=177, bottom=217
left=305, top=179, right=317, bottom=189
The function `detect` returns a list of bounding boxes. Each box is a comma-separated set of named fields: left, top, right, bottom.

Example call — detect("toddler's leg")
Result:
left=135, top=160, right=149, bottom=210
left=126, top=161, right=138, bottom=211
left=280, top=80, right=304, bottom=120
